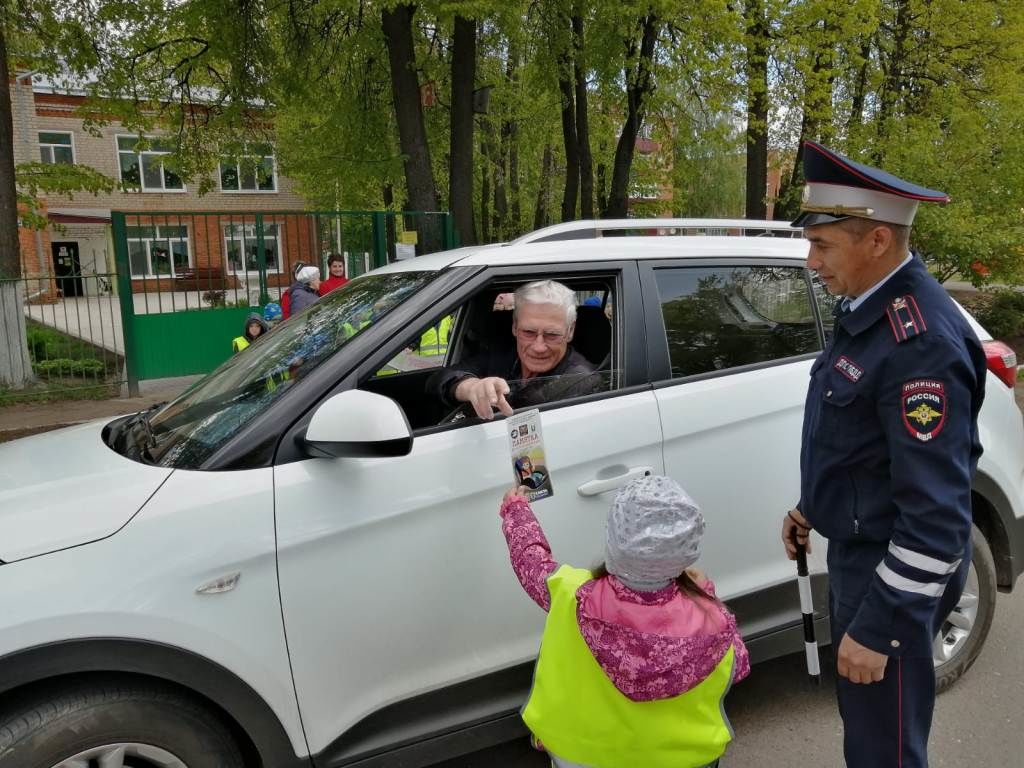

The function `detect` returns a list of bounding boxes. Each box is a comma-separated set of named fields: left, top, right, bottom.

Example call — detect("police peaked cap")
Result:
left=792, top=141, right=949, bottom=228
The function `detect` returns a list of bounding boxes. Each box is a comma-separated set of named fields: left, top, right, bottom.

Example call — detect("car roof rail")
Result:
left=507, top=218, right=802, bottom=245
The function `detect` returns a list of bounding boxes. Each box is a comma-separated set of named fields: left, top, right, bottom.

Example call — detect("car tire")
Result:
left=934, top=523, right=997, bottom=694
left=0, top=681, right=245, bottom=768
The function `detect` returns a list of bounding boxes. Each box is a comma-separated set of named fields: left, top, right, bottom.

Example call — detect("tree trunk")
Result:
left=596, top=161, right=608, bottom=216
left=877, top=0, right=910, bottom=145
left=572, top=11, right=594, bottom=219
left=778, top=28, right=834, bottom=220
left=558, top=66, right=579, bottom=221
left=505, top=42, right=522, bottom=235
left=0, top=23, right=33, bottom=388
left=480, top=142, right=491, bottom=242
left=382, top=3, right=441, bottom=251
left=744, top=0, right=769, bottom=220
left=605, top=13, right=659, bottom=219
left=533, top=144, right=554, bottom=230
left=848, top=40, right=872, bottom=133
left=449, top=15, right=477, bottom=245
left=481, top=115, right=507, bottom=239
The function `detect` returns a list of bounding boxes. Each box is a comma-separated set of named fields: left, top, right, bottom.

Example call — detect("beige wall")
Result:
left=13, top=80, right=309, bottom=214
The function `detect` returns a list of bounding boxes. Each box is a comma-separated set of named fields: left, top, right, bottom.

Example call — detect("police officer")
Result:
left=780, top=141, right=987, bottom=767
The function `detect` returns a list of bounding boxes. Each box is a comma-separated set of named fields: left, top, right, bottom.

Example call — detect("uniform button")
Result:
left=890, top=639, right=900, bottom=648
left=826, top=390, right=832, bottom=397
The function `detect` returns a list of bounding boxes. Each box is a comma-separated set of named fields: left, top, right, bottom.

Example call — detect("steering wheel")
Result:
left=439, top=402, right=477, bottom=425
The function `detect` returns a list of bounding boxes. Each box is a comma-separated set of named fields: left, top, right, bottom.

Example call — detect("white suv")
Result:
left=1, top=219, right=1022, bottom=768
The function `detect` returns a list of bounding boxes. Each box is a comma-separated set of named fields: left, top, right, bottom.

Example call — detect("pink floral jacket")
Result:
left=500, top=496, right=750, bottom=701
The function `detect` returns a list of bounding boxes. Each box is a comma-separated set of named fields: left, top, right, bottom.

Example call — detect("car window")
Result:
left=653, top=265, right=820, bottom=378
left=810, top=273, right=839, bottom=343
left=358, top=277, right=620, bottom=431
left=126, top=271, right=440, bottom=468
left=372, top=312, right=459, bottom=377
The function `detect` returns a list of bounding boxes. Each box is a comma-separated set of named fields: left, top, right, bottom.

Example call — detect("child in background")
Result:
left=232, top=312, right=268, bottom=353
left=498, top=475, right=749, bottom=768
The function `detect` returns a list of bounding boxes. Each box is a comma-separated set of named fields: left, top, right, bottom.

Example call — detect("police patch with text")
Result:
left=901, top=380, right=946, bottom=442
left=834, top=355, right=864, bottom=382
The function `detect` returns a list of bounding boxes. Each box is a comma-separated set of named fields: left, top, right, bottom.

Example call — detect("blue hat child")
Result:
left=792, top=141, right=949, bottom=228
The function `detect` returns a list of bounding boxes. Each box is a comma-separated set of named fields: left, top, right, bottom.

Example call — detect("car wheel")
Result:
left=0, top=682, right=244, bottom=768
left=934, top=523, right=997, bottom=694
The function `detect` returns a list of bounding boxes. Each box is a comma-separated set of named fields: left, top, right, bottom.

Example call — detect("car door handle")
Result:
left=577, top=466, right=654, bottom=497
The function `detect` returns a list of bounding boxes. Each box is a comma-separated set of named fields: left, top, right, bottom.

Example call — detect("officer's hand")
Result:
left=455, top=376, right=514, bottom=420
left=781, top=507, right=812, bottom=560
left=837, top=633, right=888, bottom=684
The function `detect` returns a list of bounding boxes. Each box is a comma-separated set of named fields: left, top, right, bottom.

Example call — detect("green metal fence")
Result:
left=112, top=209, right=455, bottom=394
left=0, top=273, right=126, bottom=403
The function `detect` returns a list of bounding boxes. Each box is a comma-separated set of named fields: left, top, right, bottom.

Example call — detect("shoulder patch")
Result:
left=902, top=380, right=946, bottom=442
left=886, top=295, right=928, bottom=343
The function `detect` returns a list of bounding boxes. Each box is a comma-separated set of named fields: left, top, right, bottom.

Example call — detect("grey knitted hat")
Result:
left=605, top=475, right=705, bottom=592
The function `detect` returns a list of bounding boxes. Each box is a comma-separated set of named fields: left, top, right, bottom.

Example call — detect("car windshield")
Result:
left=120, top=271, right=439, bottom=468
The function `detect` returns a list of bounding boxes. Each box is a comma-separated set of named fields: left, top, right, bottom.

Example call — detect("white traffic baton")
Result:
left=792, top=529, right=821, bottom=684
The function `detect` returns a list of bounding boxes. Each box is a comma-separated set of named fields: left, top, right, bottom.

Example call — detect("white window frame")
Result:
left=38, top=131, right=75, bottom=165
left=126, top=224, right=193, bottom=278
left=218, top=148, right=278, bottom=193
left=116, top=134, right=187, bottom=193
left=222, top=223, right=283, bottom=275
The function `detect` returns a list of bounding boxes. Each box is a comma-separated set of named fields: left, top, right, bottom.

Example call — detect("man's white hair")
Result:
left=513, top=280, right=576, bottom=326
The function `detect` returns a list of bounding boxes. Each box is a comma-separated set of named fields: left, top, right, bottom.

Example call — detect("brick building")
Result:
left=11, top=73, right=322, bottom=297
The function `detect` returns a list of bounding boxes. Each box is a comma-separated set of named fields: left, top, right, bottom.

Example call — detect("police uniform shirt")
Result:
left=799, top=254, right=987, bottom=657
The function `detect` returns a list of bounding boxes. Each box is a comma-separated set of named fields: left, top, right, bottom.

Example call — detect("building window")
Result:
left=117, top=135, right=185, bottom=192
left=127, top=224, right=192, bottom=277
left=219, top=146, right=277, bottom=192
left=223, top=223, right=282, bottom=274
left=39, top=132, right=75, bottom=164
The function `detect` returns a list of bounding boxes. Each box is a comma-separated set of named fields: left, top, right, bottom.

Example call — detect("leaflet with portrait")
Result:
left=507, top=409, right=554, bottom=502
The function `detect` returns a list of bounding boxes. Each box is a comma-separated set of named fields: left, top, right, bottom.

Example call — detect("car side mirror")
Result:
left=302, top=390, right=413, bottom=458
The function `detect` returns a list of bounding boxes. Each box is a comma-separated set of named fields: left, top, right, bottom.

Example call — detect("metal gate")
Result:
left=112, top=209, right=455, bottom=394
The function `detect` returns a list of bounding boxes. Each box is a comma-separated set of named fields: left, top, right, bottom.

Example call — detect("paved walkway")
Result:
left=0, top=375, right=201, bottom=443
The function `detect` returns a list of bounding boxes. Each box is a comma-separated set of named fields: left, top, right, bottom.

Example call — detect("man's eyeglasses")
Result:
left=516, top=328, right=567, bottom=344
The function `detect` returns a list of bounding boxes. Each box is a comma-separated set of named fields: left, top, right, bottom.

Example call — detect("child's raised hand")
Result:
left=500, top=486, right=530, bottom=513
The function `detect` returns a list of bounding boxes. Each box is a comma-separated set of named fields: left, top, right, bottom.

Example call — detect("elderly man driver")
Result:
left=428, top=280, right=601, bottom=420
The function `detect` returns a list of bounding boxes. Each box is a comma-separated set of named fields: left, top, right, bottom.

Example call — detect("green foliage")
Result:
left=973, top=290, right=1024, bottom=341
left=15, top=162, right=119, bottom=230
left=33, top=357, right=106, bottom=377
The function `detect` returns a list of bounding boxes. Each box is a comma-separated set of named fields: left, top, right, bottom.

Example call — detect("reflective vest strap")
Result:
left=522, top=565, right=734, bottom=768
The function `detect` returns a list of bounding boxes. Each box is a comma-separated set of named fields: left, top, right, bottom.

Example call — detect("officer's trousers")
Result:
left=828, top=541, right=969, bottom=768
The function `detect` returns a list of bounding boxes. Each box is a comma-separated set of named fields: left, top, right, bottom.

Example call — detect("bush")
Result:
left=975, top=290, right=1024, bottom=340
left=33, top=358, right=106, bottom=377
left=202, top=290, right=227, bottom=307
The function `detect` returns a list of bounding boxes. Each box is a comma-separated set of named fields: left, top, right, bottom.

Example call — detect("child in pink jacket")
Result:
left=499, top=474, right=750, bottom=768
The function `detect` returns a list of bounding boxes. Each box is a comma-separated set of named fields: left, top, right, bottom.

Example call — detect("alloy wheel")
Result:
left=51, top=743, right=187, bottom=768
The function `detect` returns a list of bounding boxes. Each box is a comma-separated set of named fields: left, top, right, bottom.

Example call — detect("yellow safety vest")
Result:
left=522, top=565, right=735, bottom=768
left=232, top=336, right=250, bottom=353
left=415, top=315, right=453, bottom=356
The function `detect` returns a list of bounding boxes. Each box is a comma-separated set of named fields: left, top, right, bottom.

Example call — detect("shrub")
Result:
left=202, top=290, right=227, bottom=307
left=33, top=358, right=106, bottom=377
left=975, top=290, right=1024, bottom=340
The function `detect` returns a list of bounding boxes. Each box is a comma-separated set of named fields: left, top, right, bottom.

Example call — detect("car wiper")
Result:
left=119, top=402, right=165, bottom=462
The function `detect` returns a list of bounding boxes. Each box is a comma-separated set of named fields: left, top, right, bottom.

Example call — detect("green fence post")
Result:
left=371, top=212, right=388, bottom=269
left=254, top=213, right=269, bottom=305
left=442, top=212, right=456, bottom=250
left=111, top=211, right=140, bottom=397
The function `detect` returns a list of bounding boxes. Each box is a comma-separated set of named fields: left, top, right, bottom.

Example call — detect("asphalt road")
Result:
left=431, top=586, right=1024, bottom=767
